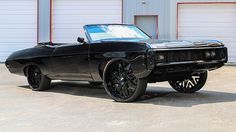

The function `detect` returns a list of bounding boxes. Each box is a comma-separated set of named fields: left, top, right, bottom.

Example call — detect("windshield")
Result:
left=85, top=25, right=150, bottom=42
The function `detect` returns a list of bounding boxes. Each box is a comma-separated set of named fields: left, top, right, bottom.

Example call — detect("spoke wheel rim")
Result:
left=175, top=74, right=200, bottom=89
left=170, top=72, right=207, bottom=92
left=105, top=61, right=138, bottom=100
left=28, top=67, right=42, bottom=89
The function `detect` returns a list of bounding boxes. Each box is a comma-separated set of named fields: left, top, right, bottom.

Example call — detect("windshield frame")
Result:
left=83, top=24, right=151, bottom=44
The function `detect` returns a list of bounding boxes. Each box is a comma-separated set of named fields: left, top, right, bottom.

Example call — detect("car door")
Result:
left=51, top=44, right=92, bottom=81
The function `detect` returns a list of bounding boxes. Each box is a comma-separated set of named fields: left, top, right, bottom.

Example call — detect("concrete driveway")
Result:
left=0, top=64, right=236, bottom=132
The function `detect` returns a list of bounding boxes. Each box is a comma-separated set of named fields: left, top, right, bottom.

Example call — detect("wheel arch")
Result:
left=23, top=62, right=47, bottom=77
left=102, top=58, right=129, bottom=80
left=100, top=55, right=151, bottom=80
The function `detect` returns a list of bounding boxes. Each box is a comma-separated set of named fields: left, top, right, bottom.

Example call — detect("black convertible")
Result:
left=5, top=24, right=228, bottom=102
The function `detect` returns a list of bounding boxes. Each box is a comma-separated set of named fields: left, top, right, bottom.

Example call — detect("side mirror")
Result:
left=77, top=37, right=85, bottom=43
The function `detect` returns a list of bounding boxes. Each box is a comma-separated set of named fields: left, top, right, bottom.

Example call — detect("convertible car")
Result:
left=5, top=24, right=228, bottom=102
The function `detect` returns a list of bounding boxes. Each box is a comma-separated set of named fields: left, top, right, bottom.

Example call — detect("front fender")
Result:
left=103, top=58, right=151, bottom=79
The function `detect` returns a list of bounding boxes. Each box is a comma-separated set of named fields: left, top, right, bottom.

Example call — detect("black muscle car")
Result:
left=5, top=24, right=228, bottom=102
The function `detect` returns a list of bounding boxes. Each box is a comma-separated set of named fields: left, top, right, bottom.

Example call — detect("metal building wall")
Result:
left=123, top=0, right=173, bottom=40
left=38, top=0, right=51, bottom=43
left=38, top=0, right=236, bottom=42
left=124, top=0, right=236, bottom=40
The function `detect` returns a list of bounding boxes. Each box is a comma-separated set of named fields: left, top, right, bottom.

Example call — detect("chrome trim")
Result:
left=156, top=59, right=227, bottom=66
left=153, top=46, right=226, bottom=51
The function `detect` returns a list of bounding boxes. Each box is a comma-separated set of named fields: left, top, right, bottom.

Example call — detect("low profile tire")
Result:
left=27, top=66, right=51, bottom=91
left=89, top=82, right=103, bottom=86
left=103, top=59, right=147, bottom=102
left=168, top=71, right=208, bottom=93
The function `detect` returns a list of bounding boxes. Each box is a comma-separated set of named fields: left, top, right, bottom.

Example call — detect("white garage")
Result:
left=52, top=0, right=123, bottom=43
left=178, top=3, right=236, bottom=62
left=0, top=0, right=37, bottom=62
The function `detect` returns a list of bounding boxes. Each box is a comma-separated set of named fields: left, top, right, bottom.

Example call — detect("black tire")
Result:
left=168, top=71, right=208, bottom=93
left=103, top=59, right=147, bottom=102
left=89, top=81, right=103, bottom=86
left=27, top=66, right=51, bottom=91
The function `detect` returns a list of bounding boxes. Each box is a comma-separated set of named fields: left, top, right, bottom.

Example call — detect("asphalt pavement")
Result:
left=0, top=64, right=236, bottom=132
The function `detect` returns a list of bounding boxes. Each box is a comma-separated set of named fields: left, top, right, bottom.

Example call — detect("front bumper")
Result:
left=145, top=46, right=228, bottom=82
left=156, top=59, right=227, bottom=67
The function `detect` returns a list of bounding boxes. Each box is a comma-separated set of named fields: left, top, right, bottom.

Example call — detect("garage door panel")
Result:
left=178, top=4, right=236, bottom=62
left=0, top=24, right=36, bottom=29
left=179, top=11, right=236, bottom=16
left=53, top=30, right=85, bottom=40
left=53, top=0, right=121, bottom=6
left=53, top=0, right=122, bottom=43
left=55, top=10, right=119, bottom=17
left=179, top=16, right=236, bottom=23
left=0, top=11, right=36, bottom=15
left=179, top=4, right=236, bottom=12
left=0, top=14, right=36, bottom=20
left=179, top=29, right=236, bottom=35
left=0, top=0, right=37, bottom=6
left=179, top=27, right=236, bottom=31
left=178, top=36, right=235, bottom=43
left=179, top=19, right=236, bottom=23
left=179, top=35, right=236, bottom=39
left=0, top=43, right=34, bottom=51
left=0, top=28, right=37, bottom=34
left=54, top=6, right=121, bottom=11
left=178, top=36, right=225, bottom=41
left=0, top=32, right=36, bottom=40
left=0, top=0, right=37, bottom=62
left=0, top=38, right=36, bottom=43
left=179, top=23, right=236, bottom=28
left=53, top=16, right=121, bottom=22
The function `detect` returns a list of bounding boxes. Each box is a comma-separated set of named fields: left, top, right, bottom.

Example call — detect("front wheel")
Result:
left=168, top=71, right=208, bottom=93
left=103, top=59, right=147, bottom=102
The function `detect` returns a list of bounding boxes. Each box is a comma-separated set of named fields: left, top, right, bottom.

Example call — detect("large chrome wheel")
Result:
left=168, top=71, right=208, bottom=93
left=103, top=59, right=147, bottom=102
left=27, top=66, right=51, bottom=91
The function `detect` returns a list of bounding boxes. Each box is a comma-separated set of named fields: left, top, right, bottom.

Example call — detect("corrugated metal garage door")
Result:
left=0, top=0, right=37, bottom=62
left=178, top=4, right=236, bottom=62
left=52, top=0, right=122, bottom=43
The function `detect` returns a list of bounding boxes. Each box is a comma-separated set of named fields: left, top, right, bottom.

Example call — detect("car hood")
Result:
left=140, top=39, right=224, bottom=49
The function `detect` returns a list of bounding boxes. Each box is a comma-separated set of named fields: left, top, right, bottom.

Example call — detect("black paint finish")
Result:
left=5, top=24, right=228, bottom=83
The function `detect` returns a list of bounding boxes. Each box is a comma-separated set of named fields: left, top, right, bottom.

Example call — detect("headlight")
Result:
left=157, top=54, right=165, bottom=61
left=205, top=50, right=216, bottom=59
left=205, top=51, right=211, bottom=59
left=211, top=51, right=216, bottom=58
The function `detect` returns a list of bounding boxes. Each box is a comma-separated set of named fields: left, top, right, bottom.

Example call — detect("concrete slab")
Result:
left=0, top=64, right=236, bottom=132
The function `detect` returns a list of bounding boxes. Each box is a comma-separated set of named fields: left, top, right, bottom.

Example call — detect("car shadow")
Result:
left=19, top=81, right=236, bottom=107
left=19, top=81, right=109, bottom=100
left=139, top=86, right=236, bottom=107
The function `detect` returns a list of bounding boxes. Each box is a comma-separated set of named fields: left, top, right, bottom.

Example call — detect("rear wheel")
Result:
left=27, top=66, right=51, bottom=91
left=168, top=71, right=208, bottom=93
left=103, top=59, right=147, bottom=102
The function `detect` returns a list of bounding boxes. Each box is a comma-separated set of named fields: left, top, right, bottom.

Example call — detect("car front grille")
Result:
left=155, top=47, right=227, bottom=63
